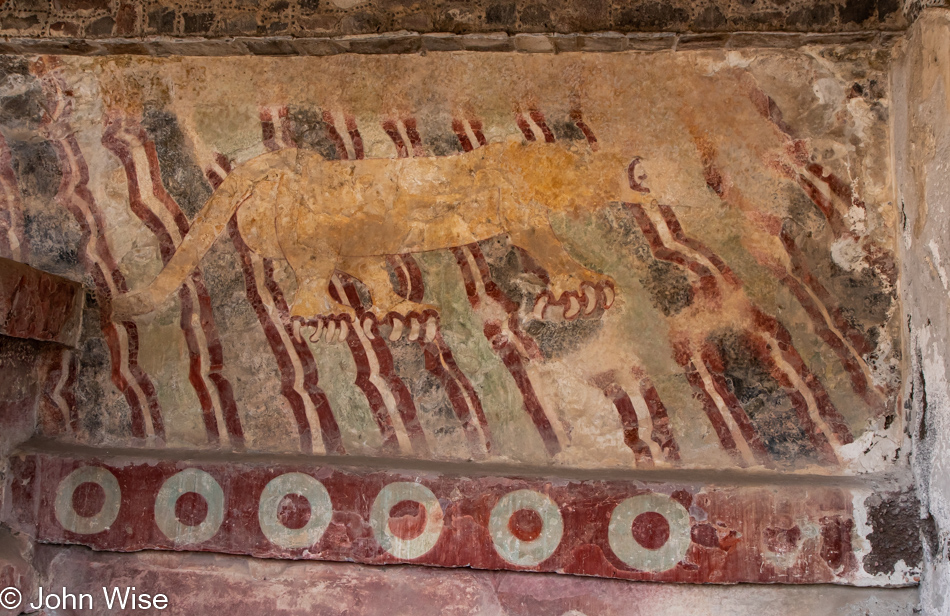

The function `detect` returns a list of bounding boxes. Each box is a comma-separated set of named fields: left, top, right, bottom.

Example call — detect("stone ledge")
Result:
left=29, top=546, right=919, bottom=616
left=2, top=444, right=922, bottom=587
left=0, top=30, right=903, bottom=56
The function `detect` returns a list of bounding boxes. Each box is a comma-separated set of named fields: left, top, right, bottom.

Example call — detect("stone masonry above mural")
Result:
left=0, top=48, right=899, bottom=474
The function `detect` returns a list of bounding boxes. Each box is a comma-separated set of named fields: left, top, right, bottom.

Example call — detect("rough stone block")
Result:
left=48, top=20, right=80, bottom=36
left=0, top=528, right=36, bottom=616
left=291, top=37, right=346, bottom=55
left=626, top=32, right=677, bottom=50
left=460, top=32, right=513, bottom=51
left=513, top=34, right=554, bottom=53
left=343, top=32, right=421, bottom=54
left=96, top=39, right=151, bottom=53
left=676, top=33, right=730, bottom=50
left=420, top=32, right=464, bottom=51
left=0, top=259, right=83, bottom=347
left=51, top=0, right=108, bottom=10
left=84, top=14, right=115, bottom=36
left=576, top=31, right=627, bottom=52
left=237, top=36, right=298, bottom=55
left=2, top=36, right=99, bottom=53
left=146, top=38, right=247, bottom=56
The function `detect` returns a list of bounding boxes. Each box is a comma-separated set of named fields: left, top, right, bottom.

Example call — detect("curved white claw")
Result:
left=408, top=317, right=421, bottom=342
left=308, top=321, right=325, bottom=343
left=389, top=319, right=404, bottom=341
left=584, top=287, right=597, bottom=315
left=362, top=317, right=375, bottom=339
left=603, top=285, right=615, bottom=309
left=337, top=320, right=349, bottom=342
left=565, top=296, right=581, bottom=319
left=424, top=318, right=437, bottom=343
left=324, top=320, right=337, bottom=343
left=532, top=295, right=548, bottom=320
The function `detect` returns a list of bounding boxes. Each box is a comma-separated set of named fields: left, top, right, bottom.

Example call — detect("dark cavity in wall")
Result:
left=916, top=344, right=929, bottom=443
left=863, top=490, right=924, bottom=575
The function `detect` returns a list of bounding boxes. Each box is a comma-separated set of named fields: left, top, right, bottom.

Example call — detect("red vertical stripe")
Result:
left=570, top=110, right=598, bottom=150
left=229, top=217, right=313, bottom=453
left=516, top=114, right=535, bottom=141
left=470, top=119, right=487, bottom=146
left=528, top=110, right=556, bottom=143
left=262, top=258, right=345, bottom=454
left=700, top=343, right=773, bottom=466
left=260, top=109, right=279, bottom=152
left=638, top=377, right=681, bottom=462
left=483, top=320, right=560, bottom=456
left=452, top=119, right=474, bottom=152
left=346, top=116, right=364, bottom=160
left=602, top=382, right=653, bottom=465
left=403, top=118, right=425, bottom=157
left=383, top=120, right=408, bottom=158
left=0, top=132, right=29, bottom=260
left=322, top=111, right=350, bottom=160
left=363, top=314, right=429, bottom=454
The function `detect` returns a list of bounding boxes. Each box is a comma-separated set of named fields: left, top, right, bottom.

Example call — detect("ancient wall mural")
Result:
left=0, top=43, right=913, bottom=586
left=0, top=49, right=899, bottom=472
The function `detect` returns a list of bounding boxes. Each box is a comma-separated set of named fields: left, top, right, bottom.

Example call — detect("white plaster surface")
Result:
left=894, top=8, right=950, bottom=614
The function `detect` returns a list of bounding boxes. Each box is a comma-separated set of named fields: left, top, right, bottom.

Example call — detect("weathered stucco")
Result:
left=894, top=8, right=950, bottom=615
left=0, top=50, right=903, bottom=473
left=28, top=545, right=921, bottom=615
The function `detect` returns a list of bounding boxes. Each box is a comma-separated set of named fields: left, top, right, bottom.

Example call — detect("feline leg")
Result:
left=340, top=255, right=437, bottom=316
left=289, top=251, right=350, bottom=318
left=507, top=222, right=610, bottom=298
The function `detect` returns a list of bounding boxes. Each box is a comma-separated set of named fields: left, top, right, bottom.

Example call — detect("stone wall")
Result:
left=894, top=8, right=950, bottom=615
left=0, top=261, right=83, bottom=616
left=0, top=0, right=909, bottom=44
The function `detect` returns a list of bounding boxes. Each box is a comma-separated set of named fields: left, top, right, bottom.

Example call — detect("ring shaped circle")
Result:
left=54, top=466, right=121, bottom=535
left=608, top=493, right=691, bottom=572
left=258, top=473, right=332, bottom=549
left=489, top=489, right=564, bottom=567
left=154, top=469, right=225, bottom=545
left=370, top=482, right=443, bottom=560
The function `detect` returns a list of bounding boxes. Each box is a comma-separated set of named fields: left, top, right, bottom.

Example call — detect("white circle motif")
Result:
left=489, top=489, right=563, bottom=567
left=607, top=493, right=691, bottom=573
left=154, top=469, right=225, bottom=545
left=54, top=466, right=121, bottom=535
left=258, top=473, right=332, bottom=549
left=370, top=482, right=444, bottom=560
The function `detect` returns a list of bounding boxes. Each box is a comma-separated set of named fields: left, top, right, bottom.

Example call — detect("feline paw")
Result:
left=533, top=279, right=615, bottom=320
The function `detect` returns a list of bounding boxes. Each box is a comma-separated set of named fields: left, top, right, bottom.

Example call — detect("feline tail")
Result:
left=112, top=148, right=300, bottom=317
